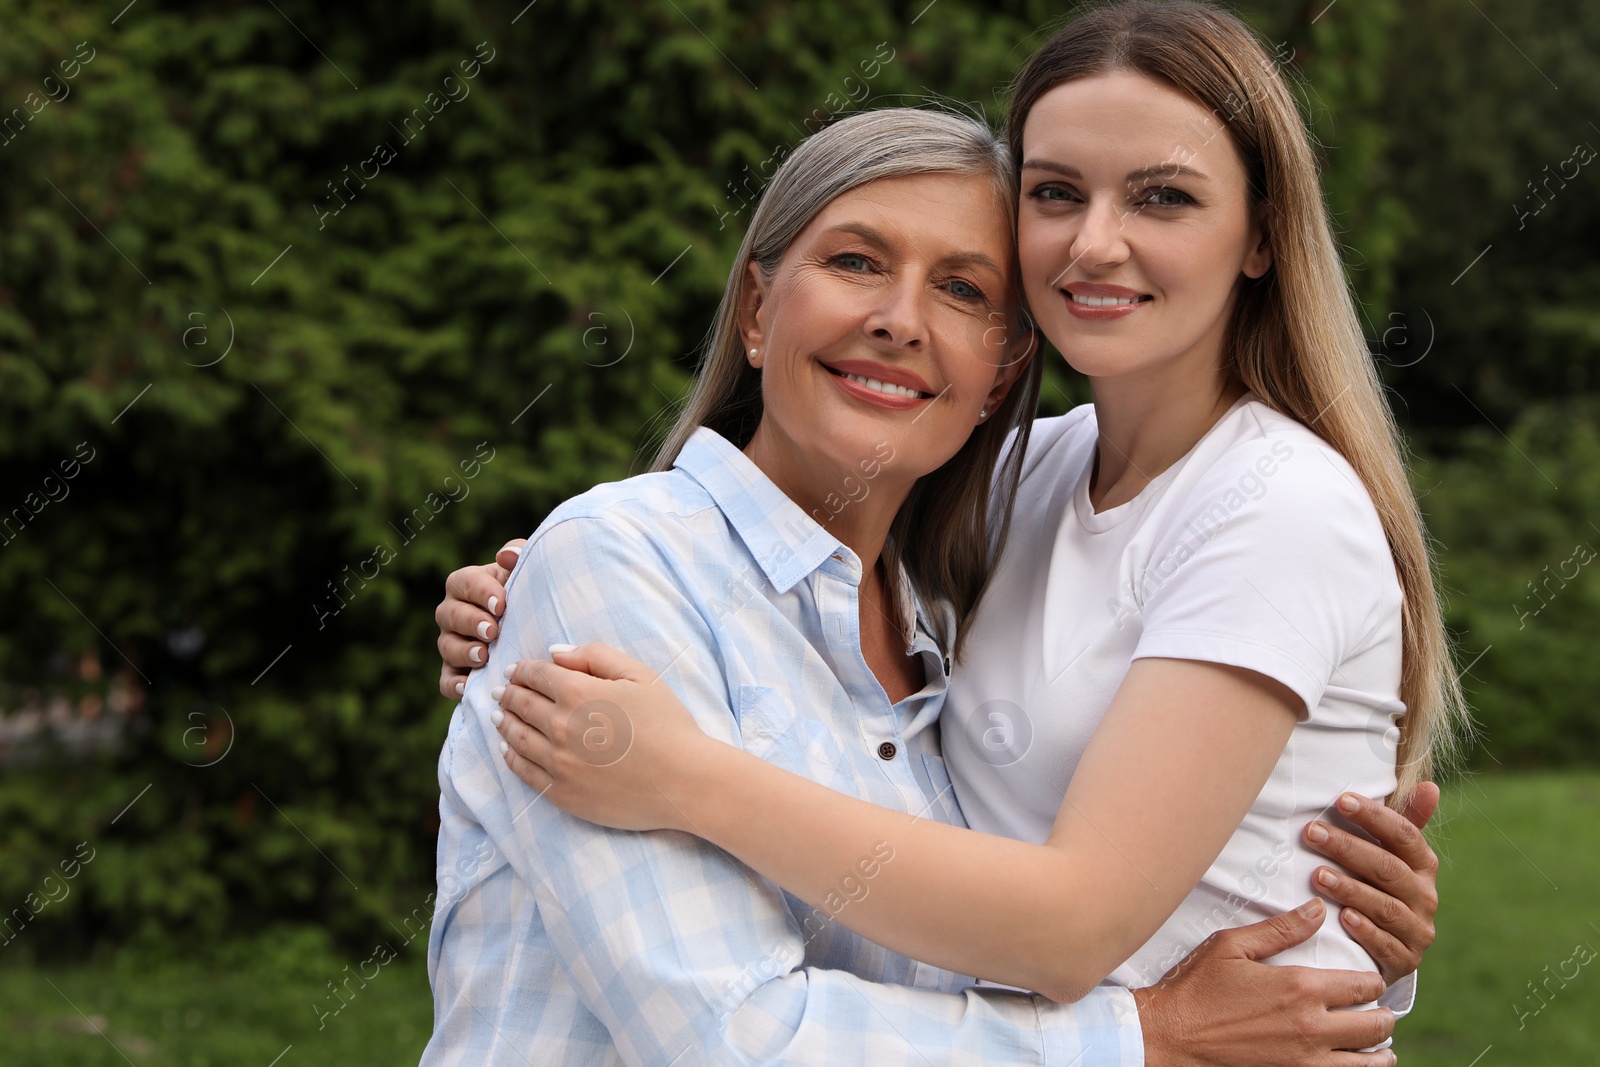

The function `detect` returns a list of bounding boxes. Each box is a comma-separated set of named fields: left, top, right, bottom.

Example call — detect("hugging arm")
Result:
left=503, top=650, right=1299, bottom=1004
left=443, top=539, right=1283, bottom=1003
left=487, top=455, right=1434, bottom=1009
left=438, top=538, right=1439, bottom=990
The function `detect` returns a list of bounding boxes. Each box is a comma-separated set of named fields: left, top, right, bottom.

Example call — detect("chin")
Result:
left=1054, top=341, right=1139, bottom=379
left=823, top=423, right=899, bottom=465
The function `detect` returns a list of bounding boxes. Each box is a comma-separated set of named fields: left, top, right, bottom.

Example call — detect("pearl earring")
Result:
left=749, top=347, right=759, bottom=359
left=979, top=408, right=988, bottom=420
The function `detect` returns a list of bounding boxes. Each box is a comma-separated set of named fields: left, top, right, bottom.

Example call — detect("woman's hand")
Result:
left=1137, top=899, right=1398, bottom=1067
left=491, top=644, right=721, bottom=832
left=1302, top=785, right=1441, bottom=986
left=436, top=539, right=525, bottom=698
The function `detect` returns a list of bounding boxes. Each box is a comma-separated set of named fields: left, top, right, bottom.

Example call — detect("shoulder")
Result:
left=502, top=469, right=736, bottom=648
left=1143, top=401, right=1401, bottom=640
left=1016, top=405, right=1097, bottom=486
left=515, top=469, right=732, bottom=590
left=533, top=468, right=723, bottom=552
left=1174, top=400, right=1385, bottom=545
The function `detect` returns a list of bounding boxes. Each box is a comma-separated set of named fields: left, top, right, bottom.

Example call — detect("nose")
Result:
left=863, top=273, right=928, bottom=350
left=1064, top=195, right=1131, bottom=276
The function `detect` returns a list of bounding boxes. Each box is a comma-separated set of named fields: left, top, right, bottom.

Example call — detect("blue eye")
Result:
left=833, top=253, right=873, bottom=271
left=1143, top=187, right=1193, bottom=207
left=947, top=279, right=986, bottom=301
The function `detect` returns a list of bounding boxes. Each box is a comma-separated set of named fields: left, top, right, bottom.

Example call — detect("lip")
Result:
left=821, top=360, right=935, bottom=411
left=1064, top=282, right=1150, bottom=299
left=821, top=359, right=934, bottom=395
left=1061, top=281, right=1153, bottom=322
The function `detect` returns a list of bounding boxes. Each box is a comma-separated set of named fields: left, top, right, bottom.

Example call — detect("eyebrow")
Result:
left=823, top=222, right=1006, bottom=276
left=1021, top=159, right=1212, bottom=183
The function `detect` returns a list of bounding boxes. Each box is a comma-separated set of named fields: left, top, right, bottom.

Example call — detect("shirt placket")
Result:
left=814, top=559, right=965, bottom=993
left=814, top=555, right=937, bottom=824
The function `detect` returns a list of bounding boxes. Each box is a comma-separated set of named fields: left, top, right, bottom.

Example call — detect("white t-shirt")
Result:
left=943, top=394, right=1407, bottom=990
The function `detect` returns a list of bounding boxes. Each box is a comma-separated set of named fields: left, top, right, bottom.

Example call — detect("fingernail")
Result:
left=490, top=686, right=506, bottom=702
left=454, top=679, right=465, bottom=697
left=501, top=543, right=522, bottom=557
left=477, top=621, right=492, bottom=641
left=499, top=740, right=509, bottom=756
left=488, top=596, right=500, bottom=615
left=1306, top=822, right=1329, bottom=843
left=1343, top=908, right=1362, bottom=927
left=503, top=664, right=516, bottom=679
left=490, top=708, right=504, bottom=727
left=1317, top=869, right=1338, bottom=889
left=1338, top=793, right=1360, bottom=814
left=469, top=646, right=483, bottom=664
left=1298, top=899, right=1323, bottom=918
left=549, top=643, right=576, bottom=654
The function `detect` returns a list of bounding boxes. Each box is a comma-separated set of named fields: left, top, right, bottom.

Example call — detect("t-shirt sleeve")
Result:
left=1130, top=437, right=1398, bottom=720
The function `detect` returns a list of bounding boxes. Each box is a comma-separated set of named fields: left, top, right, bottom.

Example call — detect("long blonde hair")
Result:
left=1006, top=1, right=1468, bottom=805
left=650, top=108, right=1044, bottom=660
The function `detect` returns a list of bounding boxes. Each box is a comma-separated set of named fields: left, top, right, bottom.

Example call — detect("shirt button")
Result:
left=877, top=741, right=898, bottom=761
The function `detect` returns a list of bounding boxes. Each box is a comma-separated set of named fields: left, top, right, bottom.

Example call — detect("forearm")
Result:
left=664, top=661, right=1298, bottom=1001
left=673, top=739, right=1124, bottom=1000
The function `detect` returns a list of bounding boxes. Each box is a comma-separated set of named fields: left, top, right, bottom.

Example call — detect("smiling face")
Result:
left=740, top=170, right=1029, bottom=497
left=1018, top=70, right=1272, bottom=387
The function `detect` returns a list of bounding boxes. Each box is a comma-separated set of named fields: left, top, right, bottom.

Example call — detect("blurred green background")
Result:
left=0, top=0, right=1595, bottom=1063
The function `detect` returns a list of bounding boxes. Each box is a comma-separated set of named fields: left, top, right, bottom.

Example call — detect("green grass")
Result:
left=1, top=772, right=1596, bottom=1065
left=1402, top=772, right=1600, bottom=1067
left=0, top=927, right=434, bottom=1066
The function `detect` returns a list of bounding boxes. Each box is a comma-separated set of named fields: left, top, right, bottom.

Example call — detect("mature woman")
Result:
left=434, top=4, right=1454, bottom=1063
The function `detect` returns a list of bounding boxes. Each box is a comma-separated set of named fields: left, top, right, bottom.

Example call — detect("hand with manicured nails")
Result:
left=435, top=539, right=525, bottom=698
left=492, top=644, right=716, bottom=834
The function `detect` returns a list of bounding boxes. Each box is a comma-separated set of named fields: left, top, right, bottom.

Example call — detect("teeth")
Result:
left=842, top=372, right=925, bottom=399
left=1070, top=293, right=1146, bottom=307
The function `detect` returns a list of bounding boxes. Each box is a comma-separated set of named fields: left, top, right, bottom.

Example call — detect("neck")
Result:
left=1087, top=358, right=1246, bottom=511
left=741, top=423, right=915, bottom=576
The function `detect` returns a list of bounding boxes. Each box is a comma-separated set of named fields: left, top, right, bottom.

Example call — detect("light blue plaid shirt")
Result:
left=422, top=427, right=1144, bottom=1066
